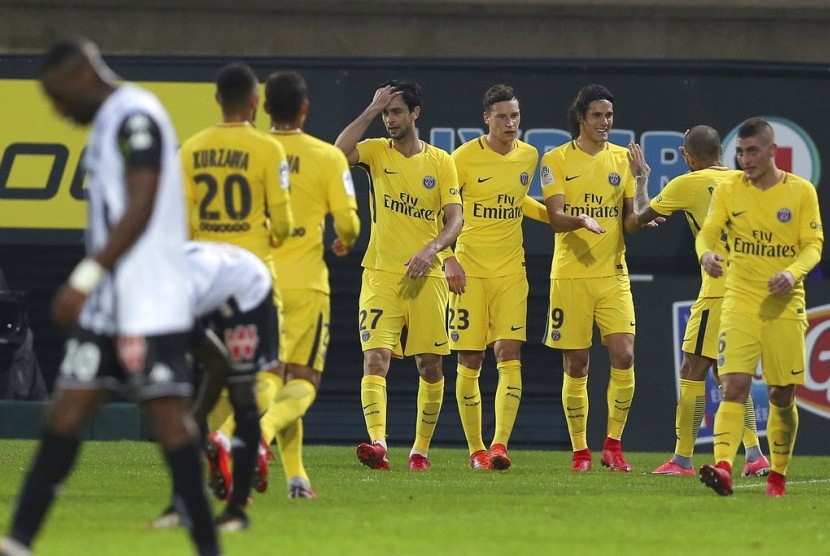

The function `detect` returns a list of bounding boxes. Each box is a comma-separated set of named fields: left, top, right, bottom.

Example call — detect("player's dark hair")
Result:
left=483, top=84, right=516, bottom=112
left=737, top=117, right=775, bottom=143
left=379, top=80, right=422, bottom=111
left=216, top=63, right=258, bottom=111
left=265, top=71, right=307, bottom=123
left=40, top=37, right=94, bottom=76
left=566, top=84, right=614, bottom=139
left=683, top=125, right=722, bottom=161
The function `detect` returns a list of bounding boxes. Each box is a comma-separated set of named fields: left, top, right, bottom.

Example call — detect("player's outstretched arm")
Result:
left=335, top=85, right=402, bottom=165
left=521, top=196, right=550, bottom=224
left=544, top=194, right=605, bottom=234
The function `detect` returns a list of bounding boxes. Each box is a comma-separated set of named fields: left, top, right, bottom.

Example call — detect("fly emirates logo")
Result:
left=563, top=193, right=620, bottom=219
left=472, top=194, right=522, bottom=220
left=383, top=192, right=435, bottom=221
left=733, top=229, right=796, bottom=258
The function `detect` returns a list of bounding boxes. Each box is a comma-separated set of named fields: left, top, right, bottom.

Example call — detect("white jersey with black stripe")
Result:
left=79, top=84, right=192, bottom=336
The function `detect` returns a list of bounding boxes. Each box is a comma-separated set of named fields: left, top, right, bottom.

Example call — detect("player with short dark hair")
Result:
left=335, top=80, right=462, bottom=471
left=633, top=125, right=770, bottom=477
left=179, top=61, right=293, bottom=529
left=449, top=84, right=547, bottom=470
left=540, top=84, right=660, bottom=473
left=1, top=37, right=220, bottom=556
left=697, top=117, right=823, bottom=497
left=212, top=69, right=361, bottom=498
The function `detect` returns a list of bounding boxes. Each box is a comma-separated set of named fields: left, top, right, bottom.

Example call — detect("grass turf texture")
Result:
left=1, top=441, right=828, bottom=555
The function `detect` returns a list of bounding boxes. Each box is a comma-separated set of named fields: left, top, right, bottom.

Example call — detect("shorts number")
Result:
left=718, top=331, right=726, bottom=354
left=551, top=308, right=564, bottom=329
left=195, top=173, right=252, bottom=221
left=447, top=308, right=470, bottom=330
left=59, top=339, right=101, bottom=382
left=359, top=308, right=383, bottom=330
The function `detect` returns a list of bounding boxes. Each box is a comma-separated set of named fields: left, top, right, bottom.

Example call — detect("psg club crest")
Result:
left=520, top=172, right=529, bottom=186
left=361, top=331, right=371, bottom=342
left=451, top=331, right=459, bottom=342
left=423, top=175, right=436, bottom=190
left=777, top=208, right=792, bottom=222
left=550, top=330, right=561, bottom=341
left=608, top=173, right=621, bottom=186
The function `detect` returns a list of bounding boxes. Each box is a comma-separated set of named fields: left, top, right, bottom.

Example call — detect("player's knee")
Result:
left=363, top=350, right=391, bottom=376
left=415, top=353, right=443, bottom=382
left=458, top=351, right=484, bottom=370
left=768, top=385, right=795, bottom=407
left=562, top=352, right=589, bottom=376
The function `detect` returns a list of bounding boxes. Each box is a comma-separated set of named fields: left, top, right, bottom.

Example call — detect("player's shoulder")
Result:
left=783, top=171, right=816, bottom=191
left=541, top=140, right=571, bottom=162
left=452, top=136, right=486, bottom=159
left=514, top=138, right=540, bottom=161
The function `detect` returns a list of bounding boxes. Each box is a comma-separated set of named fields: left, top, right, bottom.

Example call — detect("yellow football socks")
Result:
left=259, top=378, right=316, bottom=443
left=493, top=360, right=521, bottom=448
left=607, top=366, right=635, bottom=440
left=455, top=364, right=485, bottom=455
left=562, top=374, right=589, bottom=451
left=767, top=402, right=798, bottom=476
left=741, top=393, right=761, bottom=449
left=675, top=378, right=706, bottom=458
left=276, top=418, right=308, bottom=481
left=361, top=375, right=387, bottom=443
left=713, top=400, right=744, bottom=466
left=412, top=377, right=444, bottom=455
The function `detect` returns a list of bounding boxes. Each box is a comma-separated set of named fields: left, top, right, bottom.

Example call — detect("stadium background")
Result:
left=1, top=0, right=829, bottom=454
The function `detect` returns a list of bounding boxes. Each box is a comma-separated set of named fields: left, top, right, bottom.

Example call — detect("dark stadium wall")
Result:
left=3, top=0, right=830, bottom=64
left=1, top=55, right=829, bottom=454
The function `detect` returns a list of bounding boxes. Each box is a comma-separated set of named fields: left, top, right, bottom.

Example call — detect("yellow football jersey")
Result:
left=270, top=129, right=358, bottom=293
left=452, top=136, right=539, bottom=277
left=651, top=166, right=741, bottom=298
left=181, top=122, right=291, bottom=261
left=696, top=172, right=824, bottom=320
left=356, top=138, right=461, bottom=276
left=540, top=141, right=635, bottom=279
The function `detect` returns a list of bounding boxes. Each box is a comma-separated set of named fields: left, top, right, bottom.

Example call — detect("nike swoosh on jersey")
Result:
left=477, top=176, right=492, bottom=183
left=731, top=210, right=748, bottom=217
left=565, top=175, right=581, bottom=181
left=384, top=168, right=398, bottom=174
left=434, top=341, right=448, bottom=347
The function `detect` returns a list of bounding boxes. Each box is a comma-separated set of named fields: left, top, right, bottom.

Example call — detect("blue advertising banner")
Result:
left=671, top=300, right=770, bottom=445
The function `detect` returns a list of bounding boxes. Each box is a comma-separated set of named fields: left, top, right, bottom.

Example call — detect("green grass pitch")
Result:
left=0, top=440, right=828, bottom=555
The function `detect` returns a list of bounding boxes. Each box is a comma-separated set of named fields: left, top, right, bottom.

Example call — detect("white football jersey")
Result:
left=79, top=84, right=192, bottom=336
left=184, top=241, right=272, bottom=317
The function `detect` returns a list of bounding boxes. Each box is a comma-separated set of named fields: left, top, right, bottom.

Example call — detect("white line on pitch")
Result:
left=733, top=478, right=830, bottom=489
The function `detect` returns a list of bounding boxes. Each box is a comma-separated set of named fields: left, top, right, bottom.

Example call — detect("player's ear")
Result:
left=483, top=110, right=490, bottom=125
left=300, top=99, right=310, bottom=117
left=412, top=106, right=421, bottom=120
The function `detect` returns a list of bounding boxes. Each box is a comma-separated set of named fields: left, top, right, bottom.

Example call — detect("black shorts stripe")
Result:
left=306, top=310, right=325, bottom=369
left=356, top=162, right=376, bottom=223
left=694, top=308, right=710, bottom=356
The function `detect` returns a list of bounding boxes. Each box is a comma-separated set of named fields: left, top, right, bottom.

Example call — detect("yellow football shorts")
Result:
left=280, top=288, right=330, bottom=372
left=681, top=296, right=723, bottom=360
left=449, top=273, right=528, bottom=351
left=717, top=311, right=808, bottom=386
left=544, top=275, right=635, bottom=350
left=359, top=268, right=450, bottom=356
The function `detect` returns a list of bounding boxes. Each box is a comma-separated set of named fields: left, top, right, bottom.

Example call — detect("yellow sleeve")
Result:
left=269, top=199, right=293, bottom=247
left=522, top=196, right=549, bottom=223
left=332, top=208, right=360, bottom=247
left=695, top=184, right=728, bottom=260
left=786, top=185, right=824, bottom=280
